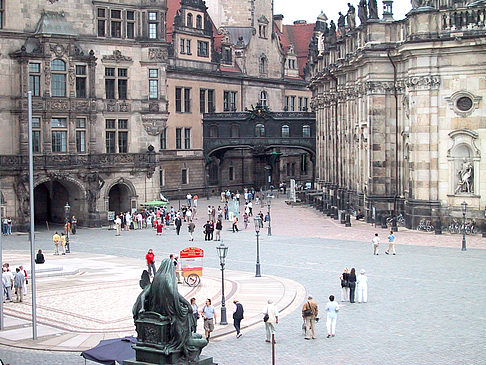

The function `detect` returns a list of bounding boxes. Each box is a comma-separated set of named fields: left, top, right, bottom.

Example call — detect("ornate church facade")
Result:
left=0, top=0, right=314, bottom=228
left=307, top=0, right=486, bottom=228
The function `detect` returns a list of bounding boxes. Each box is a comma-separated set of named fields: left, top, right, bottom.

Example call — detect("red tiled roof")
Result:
left=282, top=22, right=315, bottom=78
left=166, top=0, right=182, bottom=43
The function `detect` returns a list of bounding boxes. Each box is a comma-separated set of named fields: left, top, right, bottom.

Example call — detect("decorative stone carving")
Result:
left=120, top=101, right=130, bottom=112
left=405, top=75, right=440, bottom=90
left=50, top=44, right=66, bottom=57
left=455, top=158, right=473, bottom=194
left=358, top=0, right=368, bottom=24
left=365, top=81, right=394, bottom=94
left=149, top=102, right=160, bottom=112
left=142, top=118, right=167, bottom=136
left=148, top=48, right=166, bottom=61
left=107, top=101, right=116, bottom=112
left=47, top=99, right=69, bottom=111
left=102, top=50, right=133, bottom=63
left=444, top=90, right=481, bottom=117
left=347, top=3, right=356, bottom=29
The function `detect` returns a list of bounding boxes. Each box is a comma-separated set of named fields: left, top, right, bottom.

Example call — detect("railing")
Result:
left=0, top=153, right=156, bottom=170
left=204, top=137, right=316, bottom=152
left=441, top=5, right=486, bottom=32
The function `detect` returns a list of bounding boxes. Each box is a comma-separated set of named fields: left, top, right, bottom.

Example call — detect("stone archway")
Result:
left=34, top=179, right=86, bottom=225
left=108, top=184, right=132, bottom=214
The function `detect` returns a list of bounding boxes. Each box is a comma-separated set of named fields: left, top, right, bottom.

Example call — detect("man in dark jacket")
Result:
left=233, top=299, right=244, bottom=338
left=175, top=216, right=182, bottom=235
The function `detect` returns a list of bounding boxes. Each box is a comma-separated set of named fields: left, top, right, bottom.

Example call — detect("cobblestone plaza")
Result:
left=0, top=197, right=485, bottom=364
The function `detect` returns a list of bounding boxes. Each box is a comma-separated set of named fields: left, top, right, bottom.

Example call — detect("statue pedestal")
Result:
left=123, top=312, right=215, bottom=365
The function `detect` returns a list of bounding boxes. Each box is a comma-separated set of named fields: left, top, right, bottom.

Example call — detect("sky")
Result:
left=274, top=0, right=412, bottom=25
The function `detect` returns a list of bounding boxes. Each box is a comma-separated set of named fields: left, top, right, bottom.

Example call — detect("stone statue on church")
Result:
left=368, top=0, right=379, bottom=19
left=337, top=12, right=346, bottom=35
left=127, top=259, right=212, bottom=365
left=347, top=3, right=357, bottom=29
left=358, top=0, right=368, bottom=24
left=455, top=158, right=473, bottom=194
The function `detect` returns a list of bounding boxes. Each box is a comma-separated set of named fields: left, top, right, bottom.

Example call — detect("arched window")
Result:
left=230, top=124, right=239, bottom=138
left=259, top=91, right=267, bottom=107
left=259, top=56, right=266, bottom=74
left=187, top=13, right=193, bottom=28
left=51, top=59, right=67, bottom=97
left=255, top=123, right=265, bottom=137
left=302, top=124, right=311, bottom=138
left=209, top=125, right=218, bottom=138
left=281, top=125, right=290, bottom=138
left=196, top=15, right=202, bottom=29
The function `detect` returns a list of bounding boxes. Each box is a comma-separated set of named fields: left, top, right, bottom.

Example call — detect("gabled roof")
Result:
left=280, top=22, right=315, bottom=78
left=35, top=11, right=77, bottom=36
left=166, top=0, right=182, bottom=43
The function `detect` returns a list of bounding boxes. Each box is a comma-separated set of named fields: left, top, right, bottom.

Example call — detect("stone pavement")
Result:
left=0, top=196, right=485, bottom=364
left=0, top=251, right=305, bottom=352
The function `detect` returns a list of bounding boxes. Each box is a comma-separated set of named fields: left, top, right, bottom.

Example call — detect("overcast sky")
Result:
left=274, top=0, right=412, bottom=25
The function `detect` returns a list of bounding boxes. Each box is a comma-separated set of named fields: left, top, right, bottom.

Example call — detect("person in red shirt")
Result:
left=146, top=249, right=156, bottom=277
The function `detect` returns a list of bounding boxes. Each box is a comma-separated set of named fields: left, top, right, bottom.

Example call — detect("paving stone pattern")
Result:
left=0, top=197, right=485, bottom=364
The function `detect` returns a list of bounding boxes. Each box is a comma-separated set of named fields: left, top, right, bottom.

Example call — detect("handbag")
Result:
left=303, top=302, right=313, bottom=317
left=343, top=279, right=349, bottom=287
left=263, top=313, right=269, bottom=322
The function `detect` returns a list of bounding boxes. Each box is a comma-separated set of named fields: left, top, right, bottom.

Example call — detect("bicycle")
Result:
left=416, top=218, right=434, bottom=232
left=386, top=214, right=406, bottom=228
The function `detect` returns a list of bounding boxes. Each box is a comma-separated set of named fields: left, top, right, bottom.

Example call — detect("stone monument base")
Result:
left=123, top=353, right=216, bottom=365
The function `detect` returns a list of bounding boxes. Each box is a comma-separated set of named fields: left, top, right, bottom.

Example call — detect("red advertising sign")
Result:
left=180, top=247, right=204, bottom=258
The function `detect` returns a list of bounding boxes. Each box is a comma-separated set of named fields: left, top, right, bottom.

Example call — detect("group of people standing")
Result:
left=340, top=268, right=368, bottom=303
left=1, top=217, right=13, bottom=235
left=2, top=263, right=27, bottom=303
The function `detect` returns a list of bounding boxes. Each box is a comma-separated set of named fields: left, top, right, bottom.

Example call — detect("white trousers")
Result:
left=341, top=286, right=350, bottom=301
left=326, top=317, right=336, bottom=335
left=265, top=322, right=276, bottom=341
left=358, top=287, right=368, bottom=303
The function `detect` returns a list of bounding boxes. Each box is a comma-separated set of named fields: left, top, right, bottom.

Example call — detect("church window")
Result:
left=255, top=123, right=265, bottom=137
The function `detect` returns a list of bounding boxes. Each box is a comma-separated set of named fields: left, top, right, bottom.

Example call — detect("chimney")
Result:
left=273, top=14, right=284, bottom=32
left=383, top=0, right=394, bottom=20
left=293, top=20, right=307, bottom=25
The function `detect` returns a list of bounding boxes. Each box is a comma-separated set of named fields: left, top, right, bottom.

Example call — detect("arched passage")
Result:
left=34, top=179, right=84, bottom=224
left=108, top=184, right=131, bottom=214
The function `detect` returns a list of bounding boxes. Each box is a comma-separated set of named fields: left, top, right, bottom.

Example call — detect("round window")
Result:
left=456, top=96, right=473, bottom=112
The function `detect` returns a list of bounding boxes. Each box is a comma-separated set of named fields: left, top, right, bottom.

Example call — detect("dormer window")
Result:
left=222, top=46, right=232, bottom=65
left=196, top=15, right=202, bottom=29
left=187, top=13, right=193, bottom=28
left=259, top=56, right=267, bottom=74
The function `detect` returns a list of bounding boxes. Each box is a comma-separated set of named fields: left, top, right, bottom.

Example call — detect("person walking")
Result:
left=52, top=231, right=61, bottom=255
left=215, top=219, right=222, bottom=241
left=14, top=267, right=25, bottom=303
left=357, top=269, right=368, bottom=303
left=302, top=295, right=318, bottom=340
left=340, top=268, right=350, bottom=302
left=188, top=220, right=195, bottom=241
left=190, top=298, right=199, bottom=333
left=372, top=233, right=380, bottom=255
left=146, top=249, right=156, bottom=277
left=233, top=299, right=244, bottom=338
left=19, top=266, right=28, bottom=296
left=325, top=295, right=340, bottom=338
left=201, top=298, right=216, bottom=341
left=71, top=216, right=77, bottom=235
left=348, top=268, right=357, bottom=303
left=232, top=216, right=239, bottom=232
left=7, top=217, right=12, bottom=235
left=263, top=299, right=279, bottom=343
left=385, top=231, right=396, bottom=255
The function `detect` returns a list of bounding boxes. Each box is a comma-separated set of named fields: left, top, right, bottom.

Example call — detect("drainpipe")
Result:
left=387, top=49, right=399, bottom=232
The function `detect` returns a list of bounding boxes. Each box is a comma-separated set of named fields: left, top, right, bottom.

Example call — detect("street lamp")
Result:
left=64, top=202, right=71, bottom=253
left=461, top=201, right=467, bottom=251
left=267, top=199, right=272, bottom=236
left=254, top=216, right=262, bottom=277
left=216, top=241, right=228, bottom=325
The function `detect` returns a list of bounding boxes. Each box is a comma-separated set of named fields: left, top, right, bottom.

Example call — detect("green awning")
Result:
left=141, top=200, right=169, bottom=206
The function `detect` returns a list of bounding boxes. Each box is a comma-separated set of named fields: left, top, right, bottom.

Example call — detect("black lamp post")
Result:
left=216, top=241, right=228, bottom=325
left=267, top=199, right=272, bottom=236
left=461, top=201, right=467, bottom=251
left=254, top=216, right=262, bottom=277
left=345, top=198, right=351, bottom=227
left=64, top=202, right=71, bottom=253
left=178, top=187, right=181, bottom=210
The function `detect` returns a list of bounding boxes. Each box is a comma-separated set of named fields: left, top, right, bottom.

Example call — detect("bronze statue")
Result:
left=131, top=259, right=210, bottom=364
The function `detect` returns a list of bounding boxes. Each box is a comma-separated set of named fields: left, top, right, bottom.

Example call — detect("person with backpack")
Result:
left=233, top=299, right=244, bottom=338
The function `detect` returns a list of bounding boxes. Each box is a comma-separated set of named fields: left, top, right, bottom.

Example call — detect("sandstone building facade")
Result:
left=0, top=0, right=313, bottom=228
left=307, top=0, right=486, bottom=227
